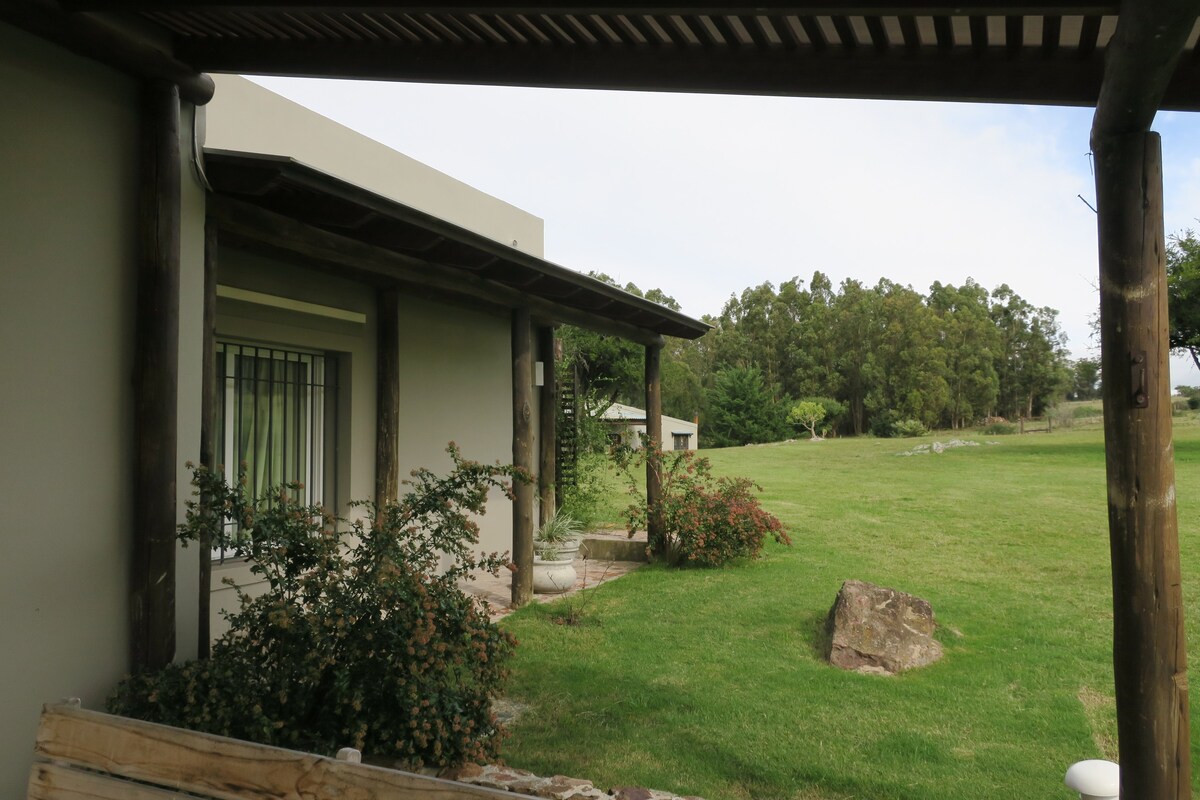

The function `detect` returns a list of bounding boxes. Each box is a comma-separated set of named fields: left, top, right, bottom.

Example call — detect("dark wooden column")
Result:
left=538, top=325, right=558, bottom=525
left=1094, top=129, right=1190, bottom=800
left=511, top=309, right=535, bottom=606
left=1090, top=3, right=1198, bottom=794
left=376, top=289, right=401, bottom=507
left=131, top=81, right=181, bottom=673
left=645, top=339, right=664, bottom=557
left=197, top=218, right=218, bottom=659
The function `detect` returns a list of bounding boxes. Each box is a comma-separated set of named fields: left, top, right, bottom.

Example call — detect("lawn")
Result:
left=498, top=424, right=1200, bottom=800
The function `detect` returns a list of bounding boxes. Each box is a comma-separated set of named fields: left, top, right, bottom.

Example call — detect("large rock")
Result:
left=825, top=580, right=943, bottom=675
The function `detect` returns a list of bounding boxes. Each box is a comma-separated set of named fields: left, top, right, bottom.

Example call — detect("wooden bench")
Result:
left=28, top=700, right=526, bottom=800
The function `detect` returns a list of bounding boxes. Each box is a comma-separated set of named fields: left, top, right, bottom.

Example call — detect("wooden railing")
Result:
left=28, top=702, right=525, bottom=800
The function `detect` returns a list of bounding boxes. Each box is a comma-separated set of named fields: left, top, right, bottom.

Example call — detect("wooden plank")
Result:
left=537, top=325, right=558, bottom=524
left=644, top=342, right=663, bottom=557
left=132, top=80, right=181, bottom=673
left=1093, top=129, right=1191, bottom=800
left=511, top=309, right=535, bottom=606
left=34, top=705, right=528, bottom=800
left=70, top=3, right=1121, bottom=15
left=28, top=762, right=193, bottom=800
left=375, top=288, right=401, bottom=506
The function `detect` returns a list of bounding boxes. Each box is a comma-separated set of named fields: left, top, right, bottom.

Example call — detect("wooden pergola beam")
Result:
left=0, top=0, right=215, bottom=104
left=1090, top=1, right=1200, bottom=795
left=65, top=3, right=1121, bottom=14
left=208, top=197, right=671, bottom=346
left=177, top=39, right=1148, bottom=108
left=197, top=218, right=218, bottom=660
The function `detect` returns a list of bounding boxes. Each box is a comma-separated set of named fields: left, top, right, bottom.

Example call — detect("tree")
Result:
left=788, top=400, right=826, bottom=439
left=928, top=279, right=999, bottom=429
left=1167, top=230, right=1200, bottom=370
left=704, top=366, right=788, bottom=447
left=1070, top=358, right=1102, bottom=400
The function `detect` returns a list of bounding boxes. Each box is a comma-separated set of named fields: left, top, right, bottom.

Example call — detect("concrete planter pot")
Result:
left=532, top=554, right=577, bottom=594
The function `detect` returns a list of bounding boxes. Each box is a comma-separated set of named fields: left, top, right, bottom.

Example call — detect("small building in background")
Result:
left=602, top=403, right=699, bottom=451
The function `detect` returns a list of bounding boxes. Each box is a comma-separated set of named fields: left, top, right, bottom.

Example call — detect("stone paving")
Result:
left=462, top=530, right=648, bottom=619
left=440, top=763, right=705, bottom=800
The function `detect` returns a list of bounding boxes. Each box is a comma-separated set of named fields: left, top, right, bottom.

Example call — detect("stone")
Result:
left=533, top=775, right=597, bottom=799
left=825, top=579, right=943, bottom=675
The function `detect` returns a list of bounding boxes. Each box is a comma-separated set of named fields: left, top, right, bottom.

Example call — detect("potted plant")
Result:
left=532, top=512, right=583, bottom=594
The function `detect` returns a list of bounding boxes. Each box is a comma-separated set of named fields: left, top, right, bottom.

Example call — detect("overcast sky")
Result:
left=249, top=76, right=1200, bottom=386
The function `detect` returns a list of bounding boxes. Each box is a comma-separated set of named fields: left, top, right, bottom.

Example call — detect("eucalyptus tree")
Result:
left=928, top=279, right=1000, bottom=429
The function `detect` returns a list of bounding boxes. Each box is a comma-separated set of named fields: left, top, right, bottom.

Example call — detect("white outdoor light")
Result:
left=535, top=361, right=545, bottom=387
left=1064, top=759, right=1119, bottom=800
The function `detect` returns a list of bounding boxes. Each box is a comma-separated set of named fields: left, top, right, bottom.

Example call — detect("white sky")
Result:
left=249, top=76, right=1200, bottom=387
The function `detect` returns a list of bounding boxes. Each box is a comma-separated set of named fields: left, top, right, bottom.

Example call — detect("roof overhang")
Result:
left=203, top=148, right=709, bottom=342
left=19, top=3, right=1200, bottom=110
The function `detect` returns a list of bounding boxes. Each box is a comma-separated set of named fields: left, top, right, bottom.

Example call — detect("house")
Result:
left=0, top=27, right=706, bottom=797
left=602, top=403, right=699, bottom=451
left=2, top=4, right=1197, bottom=795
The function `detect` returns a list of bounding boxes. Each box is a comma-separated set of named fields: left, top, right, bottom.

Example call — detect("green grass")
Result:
left=498, top=426, right=1200, bottom=799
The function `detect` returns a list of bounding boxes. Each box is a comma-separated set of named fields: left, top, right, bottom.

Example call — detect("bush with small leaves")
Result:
left=980, top=422, right=1017, bottom=435
left=109, top=444, right=524, bottom=769
left=891, top=419, right=929, bottom=438
left=616, top=444, right=791, bottom=567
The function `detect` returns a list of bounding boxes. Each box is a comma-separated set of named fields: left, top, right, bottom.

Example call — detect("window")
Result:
left=672, top=433, right=690, bottom=451
left=215, top=342, right=338, bottom=560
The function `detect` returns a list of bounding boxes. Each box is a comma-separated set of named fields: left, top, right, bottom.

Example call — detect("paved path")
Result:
left=462, top=530, right=647, bottom=619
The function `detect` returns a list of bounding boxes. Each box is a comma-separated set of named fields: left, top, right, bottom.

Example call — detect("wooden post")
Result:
left=131, top=81, right=181, bottom=673
left=197, top=218, right=217, bottom=659
left=645, top=340, right=664, bottom=557
left=1094, top=129, right=1190, bottom=799
left=538, top=325, right=558, bottom=525
left=375, top=289, right=401, bottom=507
left=511, top=309, right=535, bottom=606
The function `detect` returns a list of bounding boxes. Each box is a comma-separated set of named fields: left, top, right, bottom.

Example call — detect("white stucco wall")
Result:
left=203, top=75, right=545, bottom=257
left=0, top=23, right=141, bottom=798
left=396, top=297, right=517, bottom=558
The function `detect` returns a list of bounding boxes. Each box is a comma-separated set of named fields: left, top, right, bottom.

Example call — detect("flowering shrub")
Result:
left=109, top=444, right=521, bottom=769
left=617, top=444, right=791, bottom=566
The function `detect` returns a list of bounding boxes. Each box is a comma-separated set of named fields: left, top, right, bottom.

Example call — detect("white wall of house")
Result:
left=202, top=75, right=545, bottom=258
left=396, top=297, right=518, bottom=558
left=0, top=23, right=142, bottom=798
left=603, top=404, right=699, bottom=451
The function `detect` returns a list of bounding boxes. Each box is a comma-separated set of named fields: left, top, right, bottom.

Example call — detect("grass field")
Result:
left=498, top=423, right=1200, bottom=799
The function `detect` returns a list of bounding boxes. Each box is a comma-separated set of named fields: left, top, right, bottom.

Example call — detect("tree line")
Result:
left=562, top=272, right=1101, bottom=447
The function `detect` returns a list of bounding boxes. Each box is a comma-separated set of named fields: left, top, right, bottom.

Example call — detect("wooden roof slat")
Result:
left=737, top=14, right=770, bottom=48
left=773, top=14, right=806, bottom=48
left=1005, top=14, right=1023, bottom=53
left=1075, top=14, right=1100, bottom=56
left=415, top=13, right=466, bottom=43
left=831, top=16, right=857, bottom=48
left=615, top=13, right=654, bottom=45
left=487, top=13, right=531, bottom=43
left=1042, top=14, right=1061, bottom=55
left=751, top=15, right=782, bottom=47
left=863, top=16, right=887, bottom=52
left=932, top=15, right=952, bottom=50
left=897, top=14, right=918, bottom=49
left=969, top=15, right=987, bottom=50
left=1022, top=14, right=1043, bottom=48
left=560, top=13, right=600, bottom=45
left=438, top=13, right=488, bottom=44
